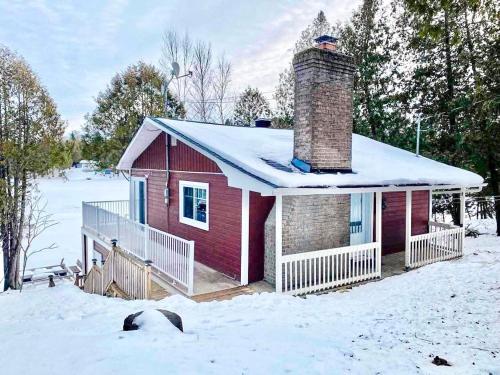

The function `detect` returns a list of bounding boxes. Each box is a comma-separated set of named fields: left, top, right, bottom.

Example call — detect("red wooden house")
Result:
left=81, top=36, right=483, bottom=297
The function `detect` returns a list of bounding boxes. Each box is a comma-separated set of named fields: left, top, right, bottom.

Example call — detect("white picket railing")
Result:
left=408, top=226, right=464, bottom=269
left=280, top=242, right=381, bottom=295
left=429, top=220, right=457, bottom=232
left=82, top=200, right=195, bottom=295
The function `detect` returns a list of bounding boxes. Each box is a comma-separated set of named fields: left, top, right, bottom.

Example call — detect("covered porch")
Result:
left=272, top=185, right=473, bottom=295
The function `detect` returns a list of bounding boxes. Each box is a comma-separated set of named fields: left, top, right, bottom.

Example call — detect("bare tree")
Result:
left=18, top=195, right=58, bottom=292
left=212, top=54, right=232, bottom=124
left=190, top=40, right=213, bottom=122
left=160, top=30, right=193, bottom=110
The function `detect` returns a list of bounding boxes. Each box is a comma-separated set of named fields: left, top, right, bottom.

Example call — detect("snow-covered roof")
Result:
left=117, top=117, right=483, bottom=193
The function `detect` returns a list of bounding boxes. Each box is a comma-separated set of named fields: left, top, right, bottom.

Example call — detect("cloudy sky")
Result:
left=0, top=0, right=360, bottom=132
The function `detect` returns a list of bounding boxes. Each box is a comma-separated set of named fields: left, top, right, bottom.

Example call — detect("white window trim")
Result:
left=130, top=176, right=147, bottom=224
left=179, top=180, right=209, bottom=231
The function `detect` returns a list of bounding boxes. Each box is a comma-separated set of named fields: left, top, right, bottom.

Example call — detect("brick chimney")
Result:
left=292, top=35, right=355, bottom=173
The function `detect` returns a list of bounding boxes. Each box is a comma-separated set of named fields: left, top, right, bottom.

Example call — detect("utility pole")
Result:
left=416, top=114, right=421, bottom=157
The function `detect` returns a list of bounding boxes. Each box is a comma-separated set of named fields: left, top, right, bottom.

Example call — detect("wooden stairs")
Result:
left=82, top=246, right=255, bottom=303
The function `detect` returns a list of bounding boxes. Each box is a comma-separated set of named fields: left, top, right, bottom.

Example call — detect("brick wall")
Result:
left=264, top=194, right=351, bottom=284
left=293, top=47, right=355, bottom=171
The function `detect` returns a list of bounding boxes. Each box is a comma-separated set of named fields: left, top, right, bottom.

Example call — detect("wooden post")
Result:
left=459, top=189, right=465, bottom=227
left=459, top=189, right=466, bottom=254
left=375, top=192, right=382, bottom=277
left=405, top=191, right=412, bottom=269
left=275, top=194, right=283, bottom=293
left=82, top=232, right=88, bottom=275
left=144, top=260, right=152, bottom=299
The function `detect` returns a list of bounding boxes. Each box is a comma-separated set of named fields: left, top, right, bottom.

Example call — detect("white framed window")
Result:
left=179, top=181, right=209, bottom=231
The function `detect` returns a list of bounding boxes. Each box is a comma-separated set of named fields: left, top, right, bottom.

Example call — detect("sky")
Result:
left=0, top=0, right=360, bottom=133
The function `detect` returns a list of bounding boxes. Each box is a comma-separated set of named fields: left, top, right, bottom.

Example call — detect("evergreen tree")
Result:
left=0, top=46, right=66, bottom=290
left=401, top=0, right=499, bottom=229
left=233, top=87, right=271, bottom=126
left=340, top=0, right=411, bottom=147
left=274, top=11, right=336, bottom=128
left=82, top=62, right=184, bottom=167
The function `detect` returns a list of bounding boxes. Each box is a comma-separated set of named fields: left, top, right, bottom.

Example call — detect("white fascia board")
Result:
left=116, top=121, right=162, bottom=170
left=273, top=183, right=485, bottom=196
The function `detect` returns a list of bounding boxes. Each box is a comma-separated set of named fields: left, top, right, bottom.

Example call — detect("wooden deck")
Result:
left=191, top=286, right=254, bottom=302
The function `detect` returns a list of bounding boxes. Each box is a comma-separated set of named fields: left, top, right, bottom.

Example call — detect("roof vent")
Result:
left=254, top=118, right=272, bottom=128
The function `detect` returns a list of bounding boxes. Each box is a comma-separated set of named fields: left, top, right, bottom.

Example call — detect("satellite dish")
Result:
left=171, top=62, right=180, bottom=78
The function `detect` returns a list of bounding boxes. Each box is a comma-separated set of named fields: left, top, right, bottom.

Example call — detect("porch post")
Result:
left=405, top=190, right=412, bottom=269
left=428, top=189, right=433, bottom=224
left=375, top=192, right=382, bottom=277
left=459, top=188, right=465, bottom=227
left=459, top=189, right=466, bottom=254
left=275, top=194, right=283, bottom=293
left=240, top=189, right=250, bottom=285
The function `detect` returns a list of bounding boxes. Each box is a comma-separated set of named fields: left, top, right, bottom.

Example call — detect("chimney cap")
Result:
left=254, top=117, right=272, bottom=128
left=314, top=35, right=338, bottom=44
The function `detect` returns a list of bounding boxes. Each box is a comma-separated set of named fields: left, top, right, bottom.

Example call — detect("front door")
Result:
left=130, top=178, right=146, bottom=224
left=350, top=193, right=373, bottom=245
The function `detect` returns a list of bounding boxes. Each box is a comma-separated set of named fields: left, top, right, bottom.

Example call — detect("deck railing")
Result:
left=82, top=200, right=195, bottom=295
left=280, top=242, right=381, bottom=295
left=408, top=222, right=464, bottom=269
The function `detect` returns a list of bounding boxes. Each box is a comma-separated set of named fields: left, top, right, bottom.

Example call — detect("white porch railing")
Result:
left=408, top=222, right=464, bottom=269
left=82, top=200, right=195, bottom=295
left=280, top=242, right=381, bottom=295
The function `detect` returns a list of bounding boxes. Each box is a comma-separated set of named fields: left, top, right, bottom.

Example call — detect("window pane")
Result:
left=183, top=187, right=194, bottom=219
left=194, top=188, right=207, bottom=223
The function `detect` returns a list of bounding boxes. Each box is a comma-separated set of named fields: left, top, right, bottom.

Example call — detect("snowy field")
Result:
left=0, top=217, right=498, bottom=374
left=26, top=168, right=128, bottom=268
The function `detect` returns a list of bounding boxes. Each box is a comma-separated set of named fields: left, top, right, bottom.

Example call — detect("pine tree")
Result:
left=274, top=11, right=337, bottom=128
left=340, top=0, right=411, bottom=147
left=233, top=87, right=272, bottom=126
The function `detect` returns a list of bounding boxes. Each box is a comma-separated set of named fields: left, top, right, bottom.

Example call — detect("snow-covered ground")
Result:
left=0, top=219, right=498, bottom=374
left=27, top=168, right=128, bottom=268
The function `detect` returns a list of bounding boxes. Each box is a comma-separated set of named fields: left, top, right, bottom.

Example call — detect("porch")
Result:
left=274, top=189, right=467, bottom=295
left=81, top=200, right=239, bottom=297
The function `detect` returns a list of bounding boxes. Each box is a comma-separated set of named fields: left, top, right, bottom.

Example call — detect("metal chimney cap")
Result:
left=314, top=35, right=338, bottom=44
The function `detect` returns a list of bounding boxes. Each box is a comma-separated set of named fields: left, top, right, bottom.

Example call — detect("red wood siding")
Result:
left=381, top=191, right=429, bottom=255
left=169, top=136, right=221, bottom=172
left=132, top=136, right=243, bottom=280
left=132, top=133, right=166, bottom=170
left=166, top=172, right=242, bottom=280
left=248, top=193, right=275, bottom=282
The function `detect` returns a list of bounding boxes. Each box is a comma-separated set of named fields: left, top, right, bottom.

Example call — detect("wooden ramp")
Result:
left=191, top=286, right=254, bottom=303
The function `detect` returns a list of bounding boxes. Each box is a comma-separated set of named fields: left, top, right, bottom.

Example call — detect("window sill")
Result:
left=180, top=217, right=209, bottom=231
